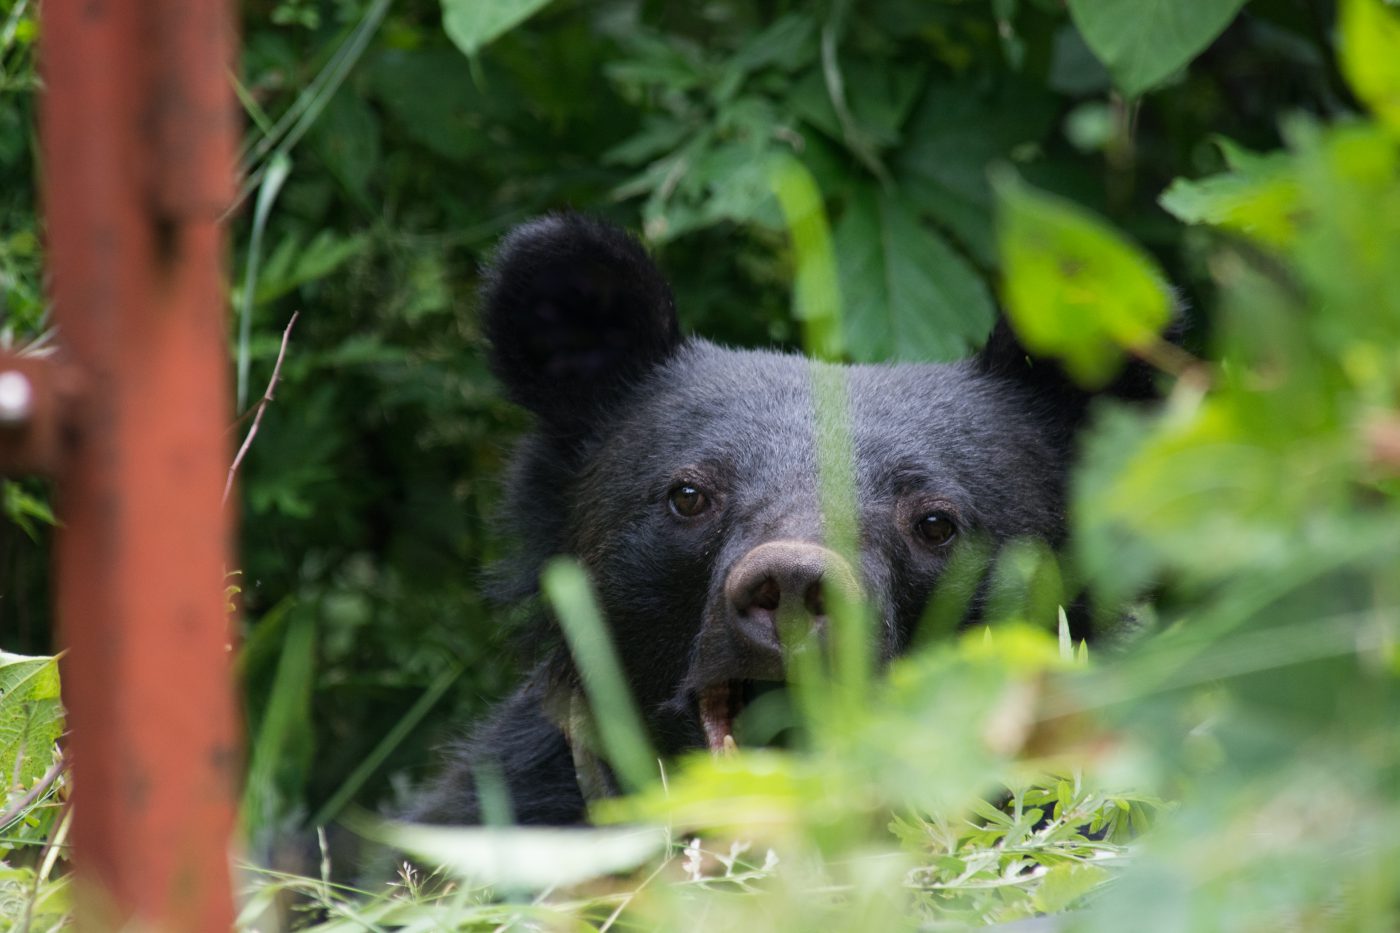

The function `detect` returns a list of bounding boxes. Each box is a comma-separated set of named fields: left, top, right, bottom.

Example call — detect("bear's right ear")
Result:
left=481, top=214, right=681, bottom=436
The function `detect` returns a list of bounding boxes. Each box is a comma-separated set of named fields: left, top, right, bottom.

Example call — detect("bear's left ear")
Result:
left=976, top=316, right=1166, bottom=407
left=481, top=213, right=681, bottom=436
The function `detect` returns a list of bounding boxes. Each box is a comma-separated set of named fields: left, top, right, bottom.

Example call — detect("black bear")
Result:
left=411, top=213, right=1156, bottom=826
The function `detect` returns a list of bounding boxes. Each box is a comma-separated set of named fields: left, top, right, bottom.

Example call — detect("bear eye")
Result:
left=668, top=483, right=711, bottom=518
left=914, top=511, right=957, bottom=548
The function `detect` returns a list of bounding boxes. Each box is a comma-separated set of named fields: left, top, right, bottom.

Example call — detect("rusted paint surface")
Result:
left=39, top=1, right=239, bottom=929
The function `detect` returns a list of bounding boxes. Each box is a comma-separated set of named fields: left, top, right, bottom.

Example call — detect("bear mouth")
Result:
left=696, top=679, right=788, bottom=754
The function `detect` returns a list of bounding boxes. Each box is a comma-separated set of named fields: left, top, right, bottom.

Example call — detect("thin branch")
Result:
left=0, top=752, right=65, bottom=831
left=1132, top=336, right=1213, bottom=391
left=224, top=311, right=299, bottom=505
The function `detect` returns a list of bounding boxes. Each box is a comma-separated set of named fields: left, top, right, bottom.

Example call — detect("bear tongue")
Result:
left=699, top=682, right=735, bottom=755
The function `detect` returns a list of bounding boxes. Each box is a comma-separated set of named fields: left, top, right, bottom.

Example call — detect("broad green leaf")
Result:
left=836, top=184, right=995, bottom=363
left=375, top=821, right=667, bottom=889
left=1034, top=863, right=1112, bottom=913
left=1159, top=142, right=1301, bottom=249
left=995, top=173, right=1172, bottom=387
left=1340, top=0, right=1400, bottom=135
left=1067, top=0, right=1248, bottom=97
left=896, top=78, right=1058, bottom=265
left=312, top=90, right=380, bottom=201
left=367, top=49, right=485, bottom=162
left=0, top=652, right=63, bottom=794
left=790, top=60, right=926, bottom=151
left=442, top=0, right=554, bottom=59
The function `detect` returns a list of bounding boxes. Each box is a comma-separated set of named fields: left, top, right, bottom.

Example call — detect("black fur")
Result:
left=411, top=214, right=1159, bottom=826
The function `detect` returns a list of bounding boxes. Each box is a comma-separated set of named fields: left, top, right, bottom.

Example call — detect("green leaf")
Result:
left=895, top=78, right=1058, bottom=266
left=253, top=230, right=369, bottom=304
left=728, top=13, right=815, bottom=77
left=368, top=48, right=486, bottom=161
left=835, top=184, right=995, bottom=363
left=2, top=480, right=56, bottom=540
left=1067, top=0, right=1248, bottom=97
left=1340, top=0, right=1400, bottom=135
left=0, top=653, right=63, bottom=796
left=442, top=0, right=554, bottom=59
left=312, top=89, right=380, bottom=201
left=994, top=172, right=1172, bottom=387
left=1159, top=141, right=1301, bottom=249
left=1034, top=863, right=1112, bottom=913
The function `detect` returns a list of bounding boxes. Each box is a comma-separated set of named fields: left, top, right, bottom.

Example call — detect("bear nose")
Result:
left=725, top=541, right=862, bottom=651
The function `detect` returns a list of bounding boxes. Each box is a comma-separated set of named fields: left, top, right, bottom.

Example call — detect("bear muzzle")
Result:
left=691, top=540, right=864, bottom=754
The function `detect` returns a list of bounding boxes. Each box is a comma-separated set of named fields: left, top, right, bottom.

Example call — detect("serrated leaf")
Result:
left=995, top=172, right=1172, bottom=387
left=1067, top=0, right=1248, bottom=97
left=0, top=653, right=63, bottom=794
left=1340, top=0, right=1400, bottom=135
left=442, top=0, right=554, bottom=59
left=836, top=185, right=995, bottom=362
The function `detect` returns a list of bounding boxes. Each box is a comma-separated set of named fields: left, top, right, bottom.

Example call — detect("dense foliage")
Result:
left=4, top=0, right=1400, bottom=928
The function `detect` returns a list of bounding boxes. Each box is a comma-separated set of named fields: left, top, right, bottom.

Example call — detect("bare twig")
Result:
left=1132, top=336, right=1213, bottom=391
left=224, top=311, right=299, bottom=505
left=0, top=752, right=65, bottom=832
left=1365, top=413, right=1400, bottom=474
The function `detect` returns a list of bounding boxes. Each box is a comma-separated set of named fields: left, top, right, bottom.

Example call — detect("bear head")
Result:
left=481, top=213, right=1154, bottom=760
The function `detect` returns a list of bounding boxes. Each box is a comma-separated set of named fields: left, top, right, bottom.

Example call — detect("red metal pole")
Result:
left=40, top=2, right=239, bottom=929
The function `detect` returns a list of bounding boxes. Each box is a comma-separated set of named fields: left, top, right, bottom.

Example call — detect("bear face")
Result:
left=411, top=214, right=1150, bottom=825
left=524, top=344, right=1072, bottom=748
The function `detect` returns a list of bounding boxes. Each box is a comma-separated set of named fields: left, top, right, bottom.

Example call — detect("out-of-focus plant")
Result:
left=254, top=1, right=1400, bottom=930
left=0, top=652, right=69, bottom=932
left=8, top=0, right=1399, bottom=929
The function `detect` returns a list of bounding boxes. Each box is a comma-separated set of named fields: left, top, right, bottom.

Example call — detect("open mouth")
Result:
left=696, top=680, right=789, bottom=754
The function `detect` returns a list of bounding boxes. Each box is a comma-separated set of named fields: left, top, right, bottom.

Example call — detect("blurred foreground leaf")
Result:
left=374, top=821, right=667, bottom=889
left=1340, top=0, right=1400, bottom=136
left=995, top=173, right=1172, bottom=387
left=1158, top=141, right=1301, bottom=249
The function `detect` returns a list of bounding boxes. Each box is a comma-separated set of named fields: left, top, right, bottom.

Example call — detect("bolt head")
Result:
left=0, top=370, right=35, bottom=425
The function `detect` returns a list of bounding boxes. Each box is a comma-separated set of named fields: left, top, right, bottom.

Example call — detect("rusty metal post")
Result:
left=39, top=2, right=239, bottom=929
